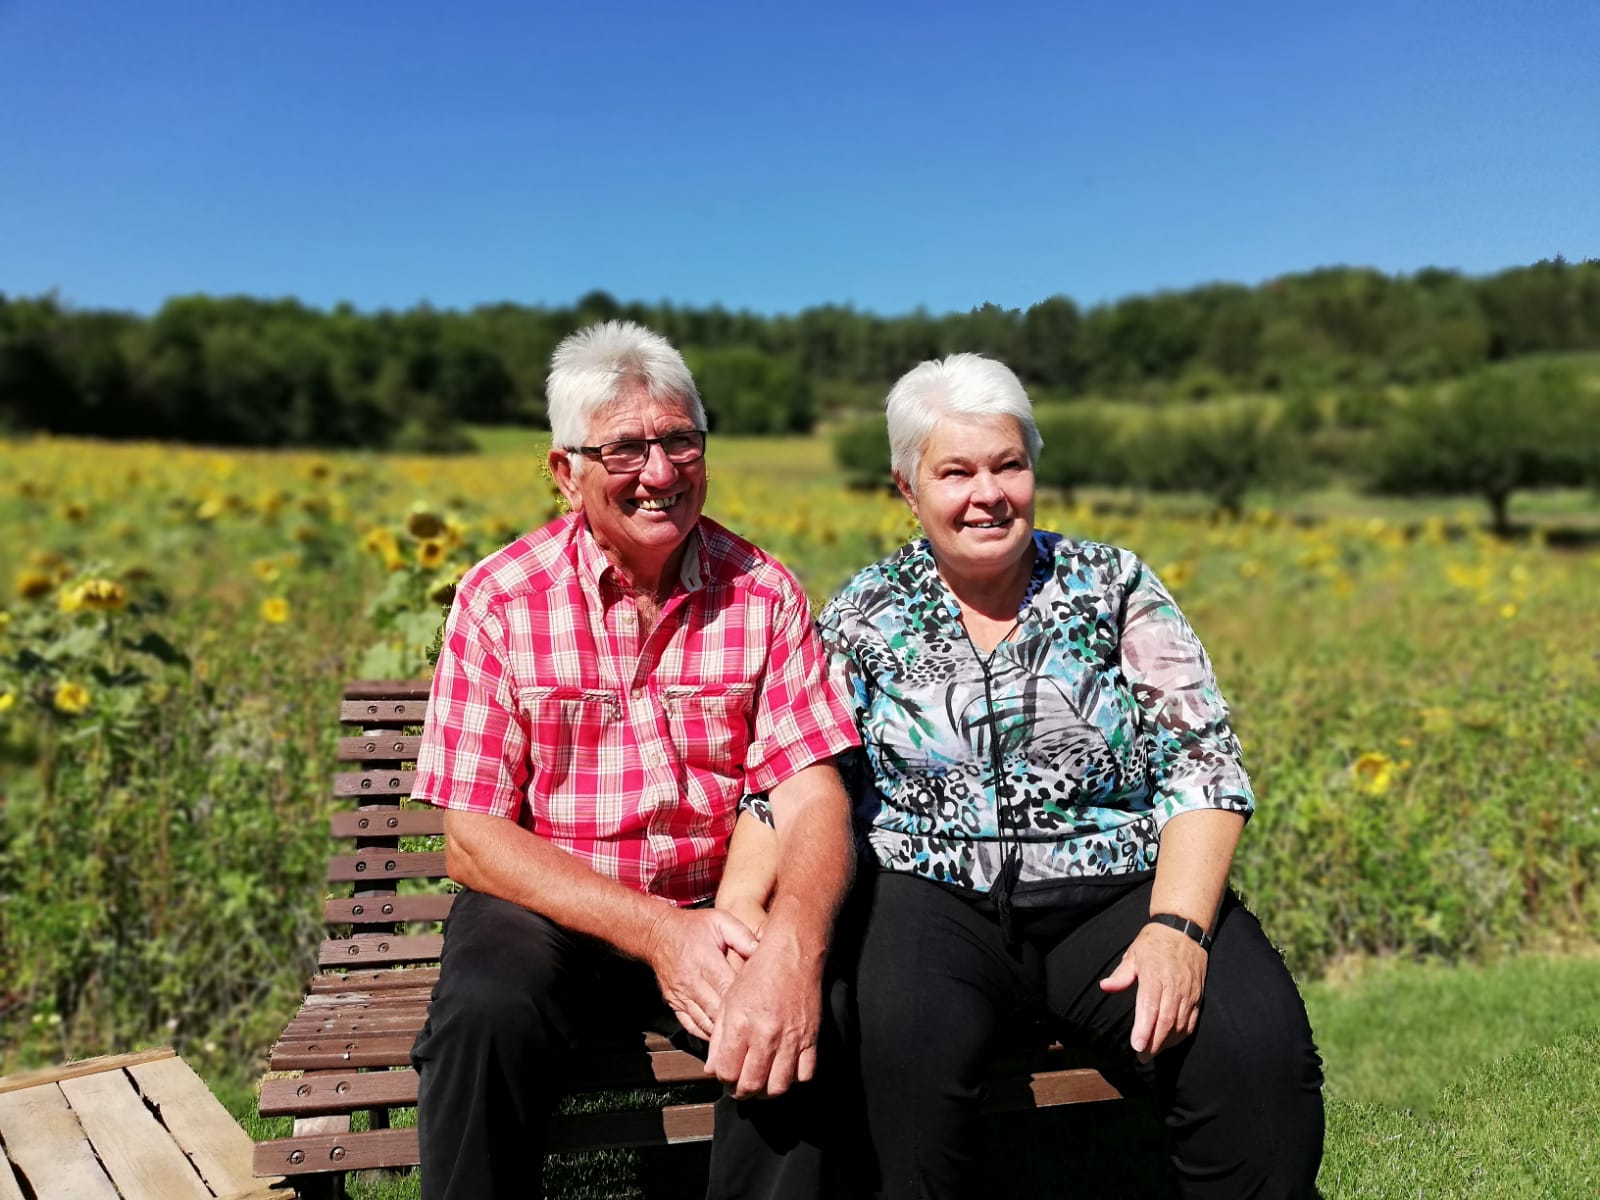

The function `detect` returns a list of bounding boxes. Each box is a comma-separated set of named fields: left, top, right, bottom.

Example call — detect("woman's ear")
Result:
left=893, top=471, right=917, bottom=514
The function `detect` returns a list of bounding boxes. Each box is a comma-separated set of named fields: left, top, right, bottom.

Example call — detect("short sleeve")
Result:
left=741, top=581, right=861, bottom=795
left=1119, top=559, right=1254, bottom=829
left=412, top=591, right=530, bottom=820
left=815, top=595, right=881, bottom=814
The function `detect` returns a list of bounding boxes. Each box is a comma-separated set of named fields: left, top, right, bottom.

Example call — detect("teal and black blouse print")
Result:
left=817, top=533, right=1255, bottom=893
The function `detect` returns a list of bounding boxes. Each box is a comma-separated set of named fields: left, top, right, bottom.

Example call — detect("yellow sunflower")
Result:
left=53, top=681, right=91, bottom=714
left=260, top=597, right=291, bottom=625
left=15, top=571, right=53, bottom=601
left=59, top=578, right=129, bottom=614
left=417, top=539, right=448, bottom=570
left=1351, top=752, right=1395, bottom=795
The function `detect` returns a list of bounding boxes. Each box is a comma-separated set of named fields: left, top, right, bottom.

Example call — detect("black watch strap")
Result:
left=1148, top=912, right=1213, bottom=951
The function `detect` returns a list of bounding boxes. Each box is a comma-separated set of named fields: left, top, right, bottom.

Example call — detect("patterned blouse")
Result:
left=816, top=532, right=1254, bottom=892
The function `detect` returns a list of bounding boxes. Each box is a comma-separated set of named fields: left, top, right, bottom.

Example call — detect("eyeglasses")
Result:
left=569, top=430, right=707, bottom=474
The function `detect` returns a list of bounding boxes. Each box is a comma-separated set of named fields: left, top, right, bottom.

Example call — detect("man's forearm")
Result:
left=443, top=809, right=670, bottom=960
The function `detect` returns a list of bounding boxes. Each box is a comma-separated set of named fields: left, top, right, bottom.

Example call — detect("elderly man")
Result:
left=408, top=321, right=860, bottom=1200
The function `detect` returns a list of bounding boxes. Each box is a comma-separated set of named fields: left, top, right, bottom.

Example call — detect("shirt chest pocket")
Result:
left=661, top=683, right=755, bottom=781
left=519, top=686, right=619, bottom=789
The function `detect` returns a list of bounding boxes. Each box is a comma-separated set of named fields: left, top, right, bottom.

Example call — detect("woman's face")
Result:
left=899, top=414, right=1036, bottom=580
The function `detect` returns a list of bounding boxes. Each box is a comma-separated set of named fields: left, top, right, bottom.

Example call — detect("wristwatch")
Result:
left=1148, top=912, right=1213, bottom=951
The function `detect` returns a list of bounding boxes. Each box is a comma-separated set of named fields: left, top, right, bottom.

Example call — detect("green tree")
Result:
left=1032, top=407, right=1133, bottom=502
left=1368, top=365, right=1597, bottom=534
left=1126, top=404, right=1302, bottom=518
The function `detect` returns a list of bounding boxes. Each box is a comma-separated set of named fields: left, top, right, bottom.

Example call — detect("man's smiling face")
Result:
left=550, top=385, right=707, bottom=583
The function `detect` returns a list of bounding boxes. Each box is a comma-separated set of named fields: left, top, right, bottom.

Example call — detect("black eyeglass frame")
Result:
left=567, top=430, right=708, bottom=474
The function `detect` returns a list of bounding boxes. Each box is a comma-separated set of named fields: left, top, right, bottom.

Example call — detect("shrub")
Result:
left=831, top=418, right=892, bottom=491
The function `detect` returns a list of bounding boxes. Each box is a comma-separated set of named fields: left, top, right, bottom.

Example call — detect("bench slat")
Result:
left=255, top=1100, right=725, bottom=1176
left=259, top=1070, right=421, bottom=1117
left=324, top=894, right=454, bottom=924
left=340, top=699, right=426, bottom=727
left=337, top=735, right=422, bottom=762
left=334, top=770, right=417, bottom=798
left=326, top=851, right=447, bottom=884
left=308, top=967, right=440, bottom=993
left=318, top=934, right=445, bottom=968
left=344, top=681, right=432, bottom=702
left=330, top=809, right=444, bottom=838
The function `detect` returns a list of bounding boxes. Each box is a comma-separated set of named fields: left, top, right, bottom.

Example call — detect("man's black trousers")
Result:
left=411, top=889, right=839, bottom=1200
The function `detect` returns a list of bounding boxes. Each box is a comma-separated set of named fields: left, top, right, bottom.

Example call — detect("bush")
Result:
left=1032, top=406, right=1135, bottom=501
left=831, top=418, right=892, bottom=491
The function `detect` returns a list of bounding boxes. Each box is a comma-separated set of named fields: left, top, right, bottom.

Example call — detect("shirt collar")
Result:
left=574, top=516, right=706, bottom=597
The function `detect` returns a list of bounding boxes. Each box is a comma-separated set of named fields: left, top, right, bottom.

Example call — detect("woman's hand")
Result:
left=716, top=896, right=768, bottom=969
left=1099, top=921, right=1208, bottom=1061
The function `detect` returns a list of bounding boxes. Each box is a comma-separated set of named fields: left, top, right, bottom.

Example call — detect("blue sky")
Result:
left=3, top=0, right=1597, bottom=317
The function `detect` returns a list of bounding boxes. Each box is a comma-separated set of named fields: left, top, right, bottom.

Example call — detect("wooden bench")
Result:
left=0, top=1047, right=280, bottom=1200
left=251, top=680, right=1122, bottom=1197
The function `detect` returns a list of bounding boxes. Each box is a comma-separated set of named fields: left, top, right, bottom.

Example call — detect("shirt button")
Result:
left=631, top=688, right=645, bottom=701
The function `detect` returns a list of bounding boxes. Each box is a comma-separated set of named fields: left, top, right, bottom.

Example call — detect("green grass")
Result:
left=1305, top=954, right=1600, bottom=1113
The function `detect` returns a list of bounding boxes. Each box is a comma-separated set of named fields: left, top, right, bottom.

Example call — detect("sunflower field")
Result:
left=1, top=430, right=1597, bottom=1090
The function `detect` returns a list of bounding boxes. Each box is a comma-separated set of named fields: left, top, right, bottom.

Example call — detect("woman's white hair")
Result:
left=547, top=321, right=705, bottom=470
left=885, top=353, right=1043, bottom=490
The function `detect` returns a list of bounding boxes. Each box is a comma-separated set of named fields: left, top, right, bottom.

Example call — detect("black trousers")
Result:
left=410, top=889, right=840, bottom=1200
left=840, top=870, right=1325, bottom=1200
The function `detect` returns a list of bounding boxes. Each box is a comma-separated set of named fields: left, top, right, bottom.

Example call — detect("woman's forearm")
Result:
left=715, top=809, right=779, bottom=932
left=1149, top=807, right=1247, bottom=933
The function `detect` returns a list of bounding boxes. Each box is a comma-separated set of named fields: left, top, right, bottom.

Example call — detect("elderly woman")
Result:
left=799, top=354, right=1323, bottom=1198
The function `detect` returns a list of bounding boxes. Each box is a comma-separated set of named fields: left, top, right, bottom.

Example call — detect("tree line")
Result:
left=836, top=359, right=1600, bottom=533
left=2, top=258, right=1598, bottom=448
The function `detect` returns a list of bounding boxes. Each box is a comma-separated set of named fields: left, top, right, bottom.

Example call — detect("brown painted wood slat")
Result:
left=344, top=680, right=431, bottom=701
left=302, top=987, right=437, bottom=1009
left=59, top=1068, right=213, bottom=1200
left=258, top=1070, right=420, bottom=1117
left=0, top=1046, right=177, bottom=1095
left=307, top=966, right=440, bottom=993
left=284, top=1008, right=430, bottom=1036
left=270, top=1035, right=419, bottom=1072
left=340, top=698, right=426, bottom=727
left=255, top=1097, right=725, bottom=1177
left=330, top=809, right=444, bottom=838
left=333, top=770, right=417, bottom=798
left=318, top=933, right=444, bottom=968
left=324, top=893, right=454, bottom=924
left=326, top=850, right=446, bottom=884
left=128, top=1056, right=271, bottom=1199
left=982, top=1067, right=1122, bottom=1110
left=0, top=1083, right=121, bottom=1199
left=338, top=735, right=422, bottom=762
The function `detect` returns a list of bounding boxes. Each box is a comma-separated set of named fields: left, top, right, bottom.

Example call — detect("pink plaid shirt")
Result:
left=413, top=513, right=860, bottom=906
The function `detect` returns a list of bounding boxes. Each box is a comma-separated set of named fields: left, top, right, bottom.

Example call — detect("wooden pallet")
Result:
left=0, top=1048, right=282, bottom=1200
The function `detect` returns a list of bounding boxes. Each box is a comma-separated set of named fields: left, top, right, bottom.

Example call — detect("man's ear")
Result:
left=549, top=448, right=584, bottom=513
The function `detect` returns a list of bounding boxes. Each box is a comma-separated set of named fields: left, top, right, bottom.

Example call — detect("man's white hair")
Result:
left=547, top=321, right=705, bottom=471
left=885, top=353, right=1044, bottom=491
